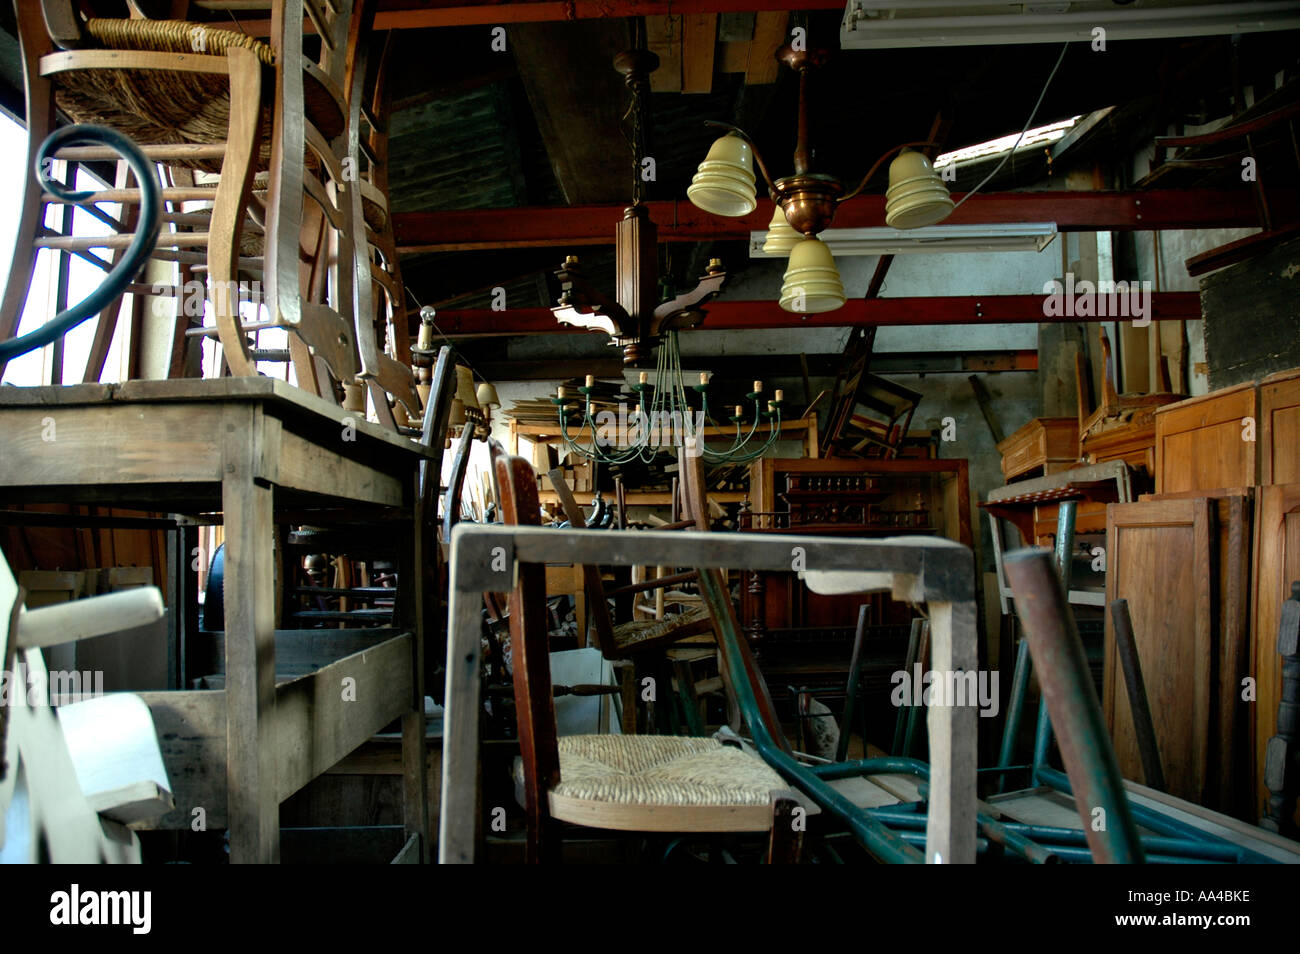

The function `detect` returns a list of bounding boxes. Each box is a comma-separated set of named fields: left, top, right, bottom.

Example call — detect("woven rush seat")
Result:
left=50, top=18, right=342, bottom=173
left=610, top=603, right=713, bottom=655
left=359, top=179, right=388, bottom=231
left=514, top=735, right=788, bottom=832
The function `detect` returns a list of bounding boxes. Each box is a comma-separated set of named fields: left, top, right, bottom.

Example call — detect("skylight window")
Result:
left=935, top=116, right=1082, bottom=169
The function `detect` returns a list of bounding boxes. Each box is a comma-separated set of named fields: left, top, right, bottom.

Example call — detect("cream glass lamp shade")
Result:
left=780, top=237, right=845, bottom=314
left=762, top=204, right=801, bottom=254
left=885, top=149, right=955, bottom=229
left=687, top=135, right=757, bottom=217
left=476, top=381, right=500, bottom=409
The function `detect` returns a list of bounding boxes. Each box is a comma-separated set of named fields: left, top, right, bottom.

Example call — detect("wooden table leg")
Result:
left=222, top=409, right=279, bottom=863
left=398, top=502, right=429, bottom=861
left=440, top=560, right=486, bottom=863
left=925, top=599, right=978, bottom=865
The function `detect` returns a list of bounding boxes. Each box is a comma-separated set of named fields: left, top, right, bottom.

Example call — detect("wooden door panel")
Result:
left=1104, top=499, right=1213, bottom=804
left=1252, top=483, right=1300, bottom=821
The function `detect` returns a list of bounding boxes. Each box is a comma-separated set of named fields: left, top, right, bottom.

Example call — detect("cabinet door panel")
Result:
left=1104, top=499, right=1213, bottom=804
left=1252, top=483, right=1300, bottom=821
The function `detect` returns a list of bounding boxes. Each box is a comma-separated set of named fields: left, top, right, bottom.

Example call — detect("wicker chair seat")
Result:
left=610, top=603, right=713, bottom=655
left=51, top=18, right=341, bottom=173
left=359, top=179, right=388, bottom=232
left=514, top=735, right=787, bottom=832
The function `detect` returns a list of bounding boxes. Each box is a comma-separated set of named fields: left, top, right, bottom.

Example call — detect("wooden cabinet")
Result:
left=747, top=457, right=972, bottom=548
left=1260, top=368, right=1300, bottom=485
left=996, top=417, right=1078, bottom=481
left=1154, top=382, right=1258, bottom=494
left=1103, top=495, right=1253, bottom=815
left=1081, top=399, right=1175, bottom=477
left=739, top=458, right=972, bottom=700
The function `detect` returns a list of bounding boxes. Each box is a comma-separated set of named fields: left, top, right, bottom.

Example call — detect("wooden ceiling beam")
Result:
left=645, top=15, right=683, bottom=92
left=745, top=11, right=787, bottom=85
left=392, top=190, right=1275, bottom=252
left=418, top=293, right=1202, bottom=336
left=681, top=14, right=717, bottom=94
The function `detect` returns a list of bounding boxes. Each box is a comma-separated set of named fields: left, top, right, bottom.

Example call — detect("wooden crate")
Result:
left=1154, top=382, right=1258, bottom=494
left=996, top=417, right=1078, bottom=481
left=1260, top=367, right=1300, bottom=486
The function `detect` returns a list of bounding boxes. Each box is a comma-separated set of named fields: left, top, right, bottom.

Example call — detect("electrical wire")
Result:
left=947, top=41, right=1071, bottom=216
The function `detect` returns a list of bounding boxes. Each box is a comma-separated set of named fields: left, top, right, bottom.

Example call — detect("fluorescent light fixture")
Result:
left=841, top=1, right=1300, bottom=49
left=749, top=223, right=1058, bottom=258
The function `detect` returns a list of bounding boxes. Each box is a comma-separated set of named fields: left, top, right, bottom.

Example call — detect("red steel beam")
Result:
left=393, top=191, right=1272, bottom=252
left=423, top=292, right=1202, bottom=336
left=238, top=0, right=839, bottom=32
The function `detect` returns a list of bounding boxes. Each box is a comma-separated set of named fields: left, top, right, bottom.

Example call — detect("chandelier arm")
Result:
left=702, top=120, right=778, bottom=196
left=838, top=141, right=942, bottom=205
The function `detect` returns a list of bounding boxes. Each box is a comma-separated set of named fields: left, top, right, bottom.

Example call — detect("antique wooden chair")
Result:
left=0, top=0, right=415, bottom=421
left=340, top=7, right=419, bottom=426
left=495, top=451, right=803, bottom=863
left=545, top=456, right=714, bottom=660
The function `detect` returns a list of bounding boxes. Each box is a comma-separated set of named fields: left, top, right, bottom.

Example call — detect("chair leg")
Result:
left=766, top=795, right=803, bottom=863
left=0, top=61, right=53, bottom=378
left=208, top=47, right=263, bottom=377
left=616, top=661, right=637, bottom=734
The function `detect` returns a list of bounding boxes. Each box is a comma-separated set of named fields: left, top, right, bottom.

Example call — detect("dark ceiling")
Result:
left=367, top=17, right=1300, bottom=318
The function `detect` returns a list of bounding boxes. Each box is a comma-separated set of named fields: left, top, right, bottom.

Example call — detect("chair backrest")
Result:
left=546, top=467, right=617, bottom=654
left=264, top=0, right=369, bottom=386
left=419, top=345, right=457, bottom=518
left=442, top=425, right=476, bottom=540
left=494, top=451, right=561, bottom=863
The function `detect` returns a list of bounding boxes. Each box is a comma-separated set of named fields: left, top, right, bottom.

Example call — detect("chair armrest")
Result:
left=16, top=586, right=165, bottom=650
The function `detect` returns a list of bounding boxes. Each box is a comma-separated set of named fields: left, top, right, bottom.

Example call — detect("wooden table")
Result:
left=0, top=378, right=433, bottom=863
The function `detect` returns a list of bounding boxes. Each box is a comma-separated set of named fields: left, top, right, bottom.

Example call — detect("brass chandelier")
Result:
left=687, top=44, right=955, bottom=313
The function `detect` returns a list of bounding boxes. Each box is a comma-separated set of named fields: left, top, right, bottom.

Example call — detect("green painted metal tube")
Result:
left=996, top=637, right=1033, bottom=793
left=861, top=807, right=1058, bottom=863
left=698, top=568, right=924, bottom=864
left=1037, top=767, right=1278, bottom=865
left=1031, top=695, right=1054, bottom=785
left=810, top=756, right=929, bottom=781
left=891, top=617, right=923, bottom=755
left=836, top=605, right=870, bottom=763
left=869, top=806, right=1251, bottom=862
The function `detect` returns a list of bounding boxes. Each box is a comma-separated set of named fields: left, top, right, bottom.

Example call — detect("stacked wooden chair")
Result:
left=0, top=0, right=417, bottom=427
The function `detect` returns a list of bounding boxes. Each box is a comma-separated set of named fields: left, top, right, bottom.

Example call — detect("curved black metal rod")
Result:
left=0, top=124, right=162, bottom=362
left=837, top=141, right=942, bottom=204
left=702, top=120, right=779, bottom=196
